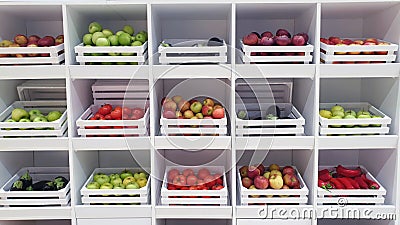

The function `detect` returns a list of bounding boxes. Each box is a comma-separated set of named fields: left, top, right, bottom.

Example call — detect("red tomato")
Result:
left=85, top=117, right=97, bottom=129
left=182, top=169, right=194, bottom=177
left=104, top=114, right=112, bottom=120
left=98, top=104, right=112, bottom=115
left=110, top=109, right=122, bottom=120
left=131, top=108, right=145, bottom=119
left=173, top=175, right=187, bottom=186
left=186, top=175, right=198, bottom=186
left=114, top=106, right=122, bottom=111
left=122, top=107, right=132, bottom=116
left=198, top=168, right=211, bottom=180
left=122, top=114, right=130, bottom=120
left=93, top=113, right=104, bottom=120
left=168, top=169, right=180, bottom=182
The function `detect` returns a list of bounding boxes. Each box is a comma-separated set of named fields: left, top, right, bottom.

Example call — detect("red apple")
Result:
left=38, top=36, right=55, bottom=47
left=203, top=98, right=215, bottom=107
left=376, top=42, right=390, bottom=55
left=241, top=177, right=253, bottom=188
left=261, top=31, right=273, bottom=38
left=183, top=110, right=194, bottom=119
left=254, top=175, right=269, bottom=189
left=353, top=40, right=364, bottom=45
left=212, top=108, right=224, bottom=119
left=282, top=166, right=295, bottom=175
left=14, top=34, right=28, bottom=46
left=335, top=44, right=347, bottom=55
left=243, top=33, right=259, bottom=46
left=239, top=166, right=249, bottom=178
left=320, top=38, right=329, bottom=45
left=198, top=168, right=211, bottom=180
left=163, top=110, right=176, bottom=119
left=341, top=39, right=353, bottom=45
left=189, top=99, right=198, bottom=104
left=27, top=43, right=39, bottom=57
left=348, top=43, right=361, bottom=55
left=163, top=100, right=177, bottom=111
left=365, top=38, right=379, bottom=45
left=247, top=166, right=260, bottom=179
left=131, top=108, right=144, bottom=119
left=202, top=105, right=213, bottom=116
left=168, top=169, right=180, bottom=182
left=329, top=36, right=341, bottom=45
left=257, top=164, right=265, bottom=175
left=161, top=97, right=171, bottom=106
left=283, top=173, right=300, bottom=188
left=28, top=35, right=40, bottom=43
left=363, top=42, right=376, bottom=55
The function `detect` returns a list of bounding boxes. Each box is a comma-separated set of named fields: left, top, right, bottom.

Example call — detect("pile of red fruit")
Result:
left=239, top=164, right=301, bottom=191
left=320, top=37, right=390, bottom=55
left=86, top=103, right=145, bottom=129
left=243, top=29, right=309, bottom=47
left=162, top=96, right=225, bottom=120
left=166, top=168, right=224, bottom=192
left=0, top=34, right=64, bottom=58
left=318, top=165, right=380, bottom=190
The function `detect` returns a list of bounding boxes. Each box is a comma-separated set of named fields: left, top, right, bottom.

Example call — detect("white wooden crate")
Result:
left=74, top=42, right=148, bottom=65
left=236, top=103, right=305, bottom=136
left=17, top=80, right=66, bottom=101
left=0, top=167, right=70, bottom=207
left=80, top=168, right=150, bottom=205
left=0, top=44, right=65, bottom=65
left=238, top=166, right=309, bottom=205
left=161, top=166, right=228, bottom=206
left=158, top=39, right=227, bottom=64
left=317, top=165, right=386, bottom=205
left=319, top=102, right=391, bottom=136
left=240, top=40, right=313, bottom=64
left=76, top=105, right=149, bottom=137
left=0, top=101, right=68, bottom=137
left=160, top=113, right=227, bottom=136
left=320, top=39, right=398, bottom=64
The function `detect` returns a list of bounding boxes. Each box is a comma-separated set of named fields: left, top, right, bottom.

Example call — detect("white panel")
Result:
left=77, top=218, right=151, bottom=225
left=34, top=151, right=69, bottom=167
left=98, top=150, right=149, bottom=168
left=320, top=78, right=362, bottom=103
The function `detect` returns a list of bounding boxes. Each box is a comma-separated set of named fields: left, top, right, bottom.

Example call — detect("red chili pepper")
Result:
left=346, top=177, right=360, bottom=189
left=318, top=169, right=332, bottom=182
left=318, top=179, right=332, bottom=190
left=361, top=174, right=380, bottom=189
left=330, top=178, right=345, bottom=189
left=337, top=178, right=355, bottom=189
left=336, top=165, right=362, bottom=178
left=354, top=176, right=368, bottom=189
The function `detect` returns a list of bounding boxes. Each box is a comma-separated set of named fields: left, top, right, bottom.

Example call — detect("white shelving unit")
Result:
left=0, top=1, right=399, bottom=225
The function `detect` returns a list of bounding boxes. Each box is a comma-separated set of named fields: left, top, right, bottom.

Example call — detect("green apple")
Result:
left=190, top=102, right=202, bottom=114
left=115, top=30, right=126, bottom=36
left=118, top=33, right=131, bottom=46
left=344, top=114, right=356, bottom=128
left=91, top=32, right=105, bottom=45
left=238, top=111, right=247, bottom=120
left=135, top=33, right=146, bottom=43
left=138, top=30, right=148, bottom=39
left=329, top=115, right=342, bottom=128
left=371, top=115, right=382, bottom=127
left=88, top=22, right=102, bottom=34
left=134, top=172, right=147, bottom=180
left=96, top=37, right=110, bottom=46
left=86, top=182, right=100, bottom=189
left=109, top=173, right=120, bottom=180
left=18, top=118, right=31, bottom=130
left=83, top=33, right=93, bottom=45
left=93, top=173, right=105, bottom=181
left=120, top=170, right=133, bottom=180
left=357, top=114, right=371, bottom=127
left=12, top=108, right=29, bottom=121
left=47, top=111, right=62, bottom=122
left=123, top=176, right=136, bottom=186
left=111, top=177, right=123, bottom=187
left=131, top=36, right=136, bottom=42
left=30, top=113, right=44, bottom=121
left=357, top=110, right=371, bottom=117
left=100, top=183, right=113, bottom=189
left=33, top=116, right=48, bottom=123
left=102, top=29, right=113, bottom=38
left=101, top=62, right=113, bottom=65
left=332, top=110, right=345, bottom=118
left=123, top=25, right=134, bottom=35
left=319, top=110, right=332, bottom=119
left=344, top=110, right=356, bottom=117
left=125, top=182, right=140, bottom=189
left=113, top=183, right=125, bottom=189
left=131, top=40, right=142, bottom=46
left=108, top=35, right=119, bottom=46
left=96, top=175, right=110, bottom=186
left=29, top=109, right=42, bottom=117
left=331, top=105, right=344, bottom=112
left=136, top=178, right=147, bottom=188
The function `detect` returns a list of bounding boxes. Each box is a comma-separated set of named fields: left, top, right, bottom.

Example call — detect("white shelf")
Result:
left=236, top=205, right=313, bottom=219
left=236, top=136, right=314, bottom=150
left=154, top=136, right=231, bottom=149
left=0, top=207, right=72, bottom=220
left=318, top=135, right=398, bottom=149
left=0, top=65, right=66, bottom=79
left=152, top=65, right=232, bottom=80
left=75, top=205, right=152, bottom=218
left=69, top=65, right=149, bottom=80
left=155, top=206, right=232, bottom=219
left=0, top=137, right=69, bottom=151
left=72, top=137, right=151, bottom=151
left=319, top=64, right=400, bottom=78
left=316, top=205, right=396, bottom=219
left=235, top=64, right=315, bottom=79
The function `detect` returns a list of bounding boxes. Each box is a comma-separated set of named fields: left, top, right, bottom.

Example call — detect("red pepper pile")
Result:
left=318, top=165, right=380, bottom=190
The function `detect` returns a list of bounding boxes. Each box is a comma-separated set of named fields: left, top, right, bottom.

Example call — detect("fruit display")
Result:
left=0, top=34, right=64, bottom=65
left=158, top=38, right=227, bottom=64
left=161, top=166, right=228, bottom=206
left=75, top=22, right=148, bottom=65
left=0, top=167, right=70, bottom=207
left=81, top=168, right=150, bottom=205
left=0, top=101, right=67, bottom=137
left=238, top=164, right=308, bottom=205
left=317, top=165, right=386, bottom=205
left=319, top=102, right=391, bottom=136
left=76, top=104, right=148, bottom=137
left=320, top=37, right=397, bottom=64
left=240, top=29, right=313, bottom=64
left=236, top=103, right=305, bottom=136
left=160, top=96, right=227, bottom=136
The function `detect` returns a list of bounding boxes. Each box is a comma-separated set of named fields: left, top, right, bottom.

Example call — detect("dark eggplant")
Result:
left=208, top=37, right=223, bottom=46
left=32, top=180, right=54, bottom=191
left=10, top=180, right=23, bottom=191
left=266, top=105, right=281, bottom=119
left=54, top=176, right=69, bottom=184
left=20, top=171, right=32, bottom=189
left=25, top=186, right=33, bottom=191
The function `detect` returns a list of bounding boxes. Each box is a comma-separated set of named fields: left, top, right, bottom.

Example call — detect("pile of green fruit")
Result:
left=4, top=108, right=63, bottom=130
left=10, top=171, right=68, bottom=191
left=86, top=169, right=148, bottom=190
left=82, top=22, right=147, bottom=48
left=320, top=104, right=382, bottom=128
